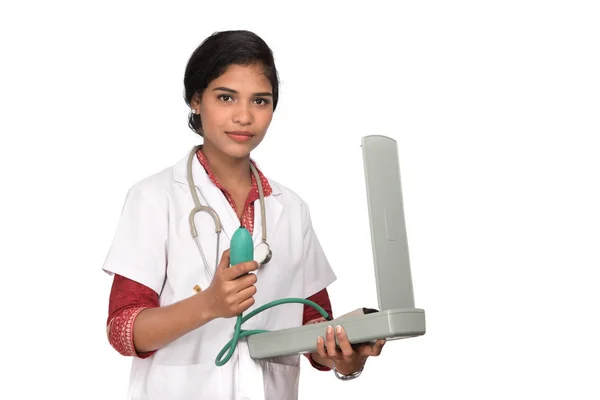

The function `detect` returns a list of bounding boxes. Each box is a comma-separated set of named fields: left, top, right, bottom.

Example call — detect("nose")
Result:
left=232, top=103, right=253, bottom=125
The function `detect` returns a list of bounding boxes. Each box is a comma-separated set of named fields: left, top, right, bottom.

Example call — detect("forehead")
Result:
left=208, top=64, right=272, bottom=92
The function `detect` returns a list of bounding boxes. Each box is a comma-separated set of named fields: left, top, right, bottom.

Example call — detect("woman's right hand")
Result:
left=202, top=249, right=259, bottom=319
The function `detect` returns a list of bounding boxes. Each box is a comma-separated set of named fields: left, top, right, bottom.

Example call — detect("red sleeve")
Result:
left=302, top=288, right=334, bottom=371
left=106, top=274, right=160, bottom=358
left=107, top=275, right=333, bottom=368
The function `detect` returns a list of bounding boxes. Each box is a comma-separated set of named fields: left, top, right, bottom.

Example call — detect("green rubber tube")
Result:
left=215, top=227, right=331, bottom=367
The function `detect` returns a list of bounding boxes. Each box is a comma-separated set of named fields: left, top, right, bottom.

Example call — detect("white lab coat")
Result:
left=102, top=148, right=337, bottom=400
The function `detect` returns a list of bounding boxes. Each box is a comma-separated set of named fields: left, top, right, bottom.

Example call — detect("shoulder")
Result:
left=121, top=162, right=177, bottom=208
left=252, top=157, right=314, bottom=217
left=267, top=177, right=306, bottom=206
left=131, top=166, right=172, bottom=192
left=265, top=176, right=315, bottom=225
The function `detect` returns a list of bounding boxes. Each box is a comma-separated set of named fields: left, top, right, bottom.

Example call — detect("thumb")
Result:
left=217, top=249, right=231, bottom=271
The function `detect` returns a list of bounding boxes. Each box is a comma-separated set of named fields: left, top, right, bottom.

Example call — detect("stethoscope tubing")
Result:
left=186, top=145, right=269, bottom=280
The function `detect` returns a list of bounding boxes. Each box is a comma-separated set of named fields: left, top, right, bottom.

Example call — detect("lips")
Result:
left=227, top=131, right=253, bottom=136
left=227, top=131, right=254, bottom=142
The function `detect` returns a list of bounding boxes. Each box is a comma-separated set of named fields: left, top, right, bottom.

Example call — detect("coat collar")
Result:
left=172, top=146, right=283, bottom=244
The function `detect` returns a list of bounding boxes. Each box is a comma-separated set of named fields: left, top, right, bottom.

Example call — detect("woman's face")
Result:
left=192, top=63, right=274, bottom=159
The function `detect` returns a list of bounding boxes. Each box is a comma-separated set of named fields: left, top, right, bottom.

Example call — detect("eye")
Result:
left=254, top=98, right=270, bottom=106
left=218, top=94, right=234, bottom=102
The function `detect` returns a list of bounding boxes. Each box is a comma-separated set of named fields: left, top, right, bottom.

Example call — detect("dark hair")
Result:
left=183, top=30, right=280, bottom=136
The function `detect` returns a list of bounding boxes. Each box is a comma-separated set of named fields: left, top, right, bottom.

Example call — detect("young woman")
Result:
left=103, top=30, right=386, bottom=399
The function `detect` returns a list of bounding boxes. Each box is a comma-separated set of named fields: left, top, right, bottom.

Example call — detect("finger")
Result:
left=240, top=260, right=259, bottom=274
left=236, top=296, right=256, bottom=314
left=360, top=339, right=386, bottom=357
left=231, top=271, right=258, bottom=291
left=335, top=326, right=354, bottom=358
left=371, top=339, right=386, bottom=356
left=235, top=285, right=257, bottom=302
left=325, top=326, right=338, bottom=357
left=223, top=262, right=247, bottom=280
left=355, top=342, right=374, bottom=357
left=316, top=336, right=327, bottom=359
left=226, top=261, right=259, bottom=280
left=216, top=249, right=231, bottom=272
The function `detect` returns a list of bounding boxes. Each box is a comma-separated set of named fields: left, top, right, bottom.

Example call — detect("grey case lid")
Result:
left=362, top=135, right=415, bottom=310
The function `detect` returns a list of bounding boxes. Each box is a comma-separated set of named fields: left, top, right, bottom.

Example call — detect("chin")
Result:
left=204, top=135, right=261, bottom=159
left=220, top=142, right=255, bottom=159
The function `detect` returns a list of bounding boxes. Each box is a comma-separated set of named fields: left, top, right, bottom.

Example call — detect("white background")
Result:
left=1, top=1, right=599, bottom=399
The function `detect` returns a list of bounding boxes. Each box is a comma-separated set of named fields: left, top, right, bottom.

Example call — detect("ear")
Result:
left=191, top=92, right=202, bottom=112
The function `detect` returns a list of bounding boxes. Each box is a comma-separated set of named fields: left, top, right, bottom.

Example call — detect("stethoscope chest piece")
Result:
left=254, top=241, right=272, bottom=265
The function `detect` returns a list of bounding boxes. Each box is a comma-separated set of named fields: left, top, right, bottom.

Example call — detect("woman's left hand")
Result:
left=315, top=325, right=386, bottom=375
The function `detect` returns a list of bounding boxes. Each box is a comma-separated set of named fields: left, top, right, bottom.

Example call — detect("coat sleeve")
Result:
left=102, top=183, right=169, bottom=295
left=106, top=274, right=160, bottom=358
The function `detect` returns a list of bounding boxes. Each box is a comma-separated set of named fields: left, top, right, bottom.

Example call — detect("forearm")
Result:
left=133, top=291, right=216, bottom=353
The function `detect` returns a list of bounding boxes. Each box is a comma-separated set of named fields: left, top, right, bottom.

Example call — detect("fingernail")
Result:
left=336, top=325, right=342, bottom=334
left=327, top=325, right=333, bottom=334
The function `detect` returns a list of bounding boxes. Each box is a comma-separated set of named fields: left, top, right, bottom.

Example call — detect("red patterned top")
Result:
left=106, top=148, right=332, bottom=371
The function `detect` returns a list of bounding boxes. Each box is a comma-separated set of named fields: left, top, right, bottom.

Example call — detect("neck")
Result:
left=201, top=141, right=251, bottom=190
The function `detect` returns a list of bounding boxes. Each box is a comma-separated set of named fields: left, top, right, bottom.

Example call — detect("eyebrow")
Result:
left=213, top=86, right=273, bottom=97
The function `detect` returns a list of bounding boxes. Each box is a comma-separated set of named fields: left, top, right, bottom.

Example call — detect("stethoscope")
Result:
left=184, top=145, right=331, bottom=368
left=186, top=145, right=272, bottom=283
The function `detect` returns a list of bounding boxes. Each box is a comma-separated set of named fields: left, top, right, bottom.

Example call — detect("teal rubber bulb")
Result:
left=230, top=226, right=254, bottom=266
